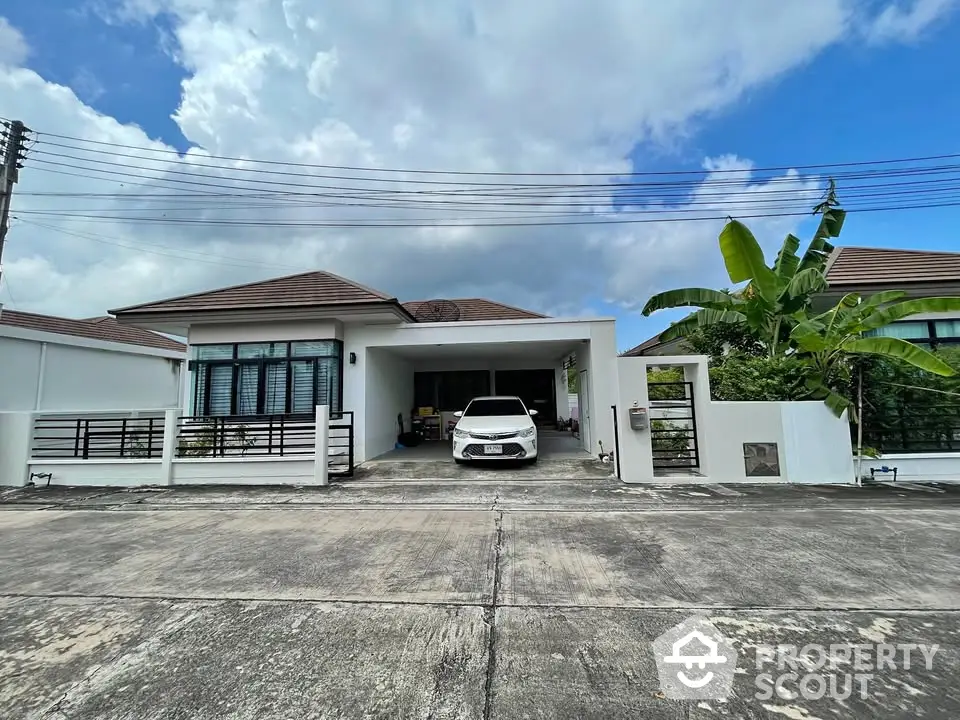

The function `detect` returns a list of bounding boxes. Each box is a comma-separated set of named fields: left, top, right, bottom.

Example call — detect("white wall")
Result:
left=859, top=453, right=960, bottom=483
left=27, top=460, right=163, bottom=487
left=782, top=402, right=855, bottom=484
left=587, top=321, right=618, bottom=458
left=361, top=348, right=413, bottom=462
left=188, top=320, right=343, bottom=344
left=0, top=337, right=42, bottom=410
left=172, top=458, right=315, bottom=485
left=0, top=332, right=183, bottom=413
left=0, top=413, right=33, bottom=486
left=708, top=402, right=785, bottom=481
left=41, top=344, right=182, bottom=411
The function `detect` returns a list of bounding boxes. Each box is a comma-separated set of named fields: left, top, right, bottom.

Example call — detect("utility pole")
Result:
left=0, top=119, right=29, bottom=318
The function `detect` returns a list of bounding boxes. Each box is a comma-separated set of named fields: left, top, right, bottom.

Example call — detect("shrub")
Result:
left=708, top=354, right=813, bottom=402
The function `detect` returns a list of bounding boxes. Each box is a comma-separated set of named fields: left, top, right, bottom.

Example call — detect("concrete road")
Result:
left=1, top=482, right=959, bottom=719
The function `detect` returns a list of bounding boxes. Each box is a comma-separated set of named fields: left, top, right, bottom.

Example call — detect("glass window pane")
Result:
left=194, top=344, right=233, bottom=360
left=316, top=357, right=341, bottom=414
left=291, top=340, right=338, bottom=357
left=291, top=361, right=314, bottom=414
left=264, top=363, right=288, bottom=415
left=238, top=342, right=288, bottom=359
left=237, top=365, right=259, bottom=415
left=934, top=320, right=960, bottom=340
left=867, top=321, right=930, bottom=340
left=207, top=365, right=233, bottom=415
left=191, top=367, right=207, bottom=415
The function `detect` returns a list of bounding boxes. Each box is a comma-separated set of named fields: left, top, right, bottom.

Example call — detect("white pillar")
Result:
left=315, top=404, right=330, bottom=486
left=160, top=409, right=180, bottom=486
left=0, top=412, right=34, bottom=487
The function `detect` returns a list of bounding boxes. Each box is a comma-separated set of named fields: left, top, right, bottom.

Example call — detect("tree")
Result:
left=791, top=291, right=960, bottom=418
left=642, top=184, right=845, bottom=356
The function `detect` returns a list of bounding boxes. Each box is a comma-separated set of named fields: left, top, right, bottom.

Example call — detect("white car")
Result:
left=452, top=395, right=539, bottom=464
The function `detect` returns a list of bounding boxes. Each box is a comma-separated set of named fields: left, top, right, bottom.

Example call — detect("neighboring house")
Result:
left=624, top=245, right=960, bottom=356
left=111, top=271, right=616, bottom=463
left=0, top=310, right=186, bottom=412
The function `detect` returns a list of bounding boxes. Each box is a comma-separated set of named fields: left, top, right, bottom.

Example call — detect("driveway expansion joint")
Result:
left=482, top=509, right=504, bottom=720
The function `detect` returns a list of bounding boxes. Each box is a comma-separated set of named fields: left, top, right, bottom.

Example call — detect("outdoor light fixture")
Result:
left=349, top=352, right=357, bottom=364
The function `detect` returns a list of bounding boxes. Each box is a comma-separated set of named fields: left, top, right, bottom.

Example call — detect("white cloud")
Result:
left=0, top=17, right=29, bottom=67
left=865, top=0, right=957, bottom=43
left=0, top=1, right=949, bottom=322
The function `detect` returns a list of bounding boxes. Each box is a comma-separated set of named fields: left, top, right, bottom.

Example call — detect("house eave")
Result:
left=113, top=302, right=414, bottom=335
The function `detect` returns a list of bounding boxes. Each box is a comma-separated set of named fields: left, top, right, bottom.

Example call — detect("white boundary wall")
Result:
left=0, top=324, right=185, bottom=412
left=857, top=453, right=960, bottom=483
left=0, top=407, right=332, bottom=488
left=616, top=356, right=855, bottom=484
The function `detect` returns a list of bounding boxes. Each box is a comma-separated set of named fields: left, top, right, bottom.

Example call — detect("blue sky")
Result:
left=1, top=1, right=959, bottom=349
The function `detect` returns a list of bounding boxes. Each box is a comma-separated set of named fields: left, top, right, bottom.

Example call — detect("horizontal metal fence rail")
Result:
left=176, top=415, right=316, bottom=457
left=32, top=415, right=165, bottom=459
left=328, top=411, right=355, bottom=477
left=862, top=403, right=960, bottom=454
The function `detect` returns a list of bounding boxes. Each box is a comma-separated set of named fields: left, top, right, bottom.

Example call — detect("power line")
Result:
left=12, top=218, right=307, bottom=271
left=14, top=199, right=960, bottom=229
left=30, top=128, right=960, bottom=178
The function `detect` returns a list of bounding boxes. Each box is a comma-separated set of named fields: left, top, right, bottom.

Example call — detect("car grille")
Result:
left=470, top=431, right=518, bottom=441
left=463, top=443, right=525, bottom=458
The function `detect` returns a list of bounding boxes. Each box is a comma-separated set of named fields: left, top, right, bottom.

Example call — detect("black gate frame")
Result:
left=648, top=381, right=700, bottom=471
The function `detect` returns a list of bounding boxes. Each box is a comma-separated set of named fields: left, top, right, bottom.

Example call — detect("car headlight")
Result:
left=519, top=427, right=535, bottom=438
left=454, top=428, right=469, bottom=439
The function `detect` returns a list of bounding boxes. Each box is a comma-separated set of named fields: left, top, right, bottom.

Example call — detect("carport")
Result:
left=343, top=317, right=618, bottom=465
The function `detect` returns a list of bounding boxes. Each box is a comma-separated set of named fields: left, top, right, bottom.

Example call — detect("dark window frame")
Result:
left=188, top=340, right=344, bottom=420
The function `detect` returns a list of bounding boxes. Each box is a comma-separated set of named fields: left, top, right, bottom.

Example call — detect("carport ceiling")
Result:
left=383, top=340, right=582, bottom=360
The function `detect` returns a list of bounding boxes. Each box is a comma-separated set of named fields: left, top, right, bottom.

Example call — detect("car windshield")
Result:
left=463, top=399, right=528, bottom=417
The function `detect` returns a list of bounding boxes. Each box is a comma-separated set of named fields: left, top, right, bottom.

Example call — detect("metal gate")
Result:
left=648, top=381, right=700, bottom=471
left=328, top=411, right=355, bottom=478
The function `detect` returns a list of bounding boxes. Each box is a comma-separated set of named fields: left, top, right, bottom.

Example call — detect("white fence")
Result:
left=0, top=406, right=345, bottom=488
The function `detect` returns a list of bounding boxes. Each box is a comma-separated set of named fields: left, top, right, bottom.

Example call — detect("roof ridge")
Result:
left=109, top=269, right=397, bottom=315
left=405, top=297, right=545, bottom=315
left=316, top=269, right=394, bottom=301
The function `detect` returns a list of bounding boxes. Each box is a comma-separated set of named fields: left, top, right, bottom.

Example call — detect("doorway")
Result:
left=494, top=369, right=557, bottom=425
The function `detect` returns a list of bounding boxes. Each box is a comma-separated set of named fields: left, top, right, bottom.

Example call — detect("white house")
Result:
left=0, top=309, right=185, bottom=412
left=111, top=271, right=618, bottom=464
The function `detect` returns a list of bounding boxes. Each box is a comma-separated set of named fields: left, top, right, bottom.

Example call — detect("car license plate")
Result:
left=484, top=444, right=502, bottom=455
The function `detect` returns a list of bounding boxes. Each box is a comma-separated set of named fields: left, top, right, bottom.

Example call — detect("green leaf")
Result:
left=773, top=234, right=801, bottom=280
left=784, top=267, right=828, bottom=300
left=858, top=290, right=908, bottom=313
left=824, top=388, right=853, bottom=419
left=821, top=208, right=846, bottom=238
left=641, top=288, right=737, bottom=316
left=659, top=308, right=747, bottom=342
left=841, top=337, right=958, bottom=376
left=718, top=220, right=778, bottom=299
left=859, top=297, right=960, bottom=332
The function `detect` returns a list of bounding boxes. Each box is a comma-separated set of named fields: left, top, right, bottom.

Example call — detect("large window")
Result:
left=189, top=340, right=342, bottom=418
left=866, top=318, right=960, bottom=348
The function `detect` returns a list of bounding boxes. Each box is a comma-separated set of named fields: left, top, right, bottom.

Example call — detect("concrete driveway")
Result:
left=1, top=481, right=959, bottom=719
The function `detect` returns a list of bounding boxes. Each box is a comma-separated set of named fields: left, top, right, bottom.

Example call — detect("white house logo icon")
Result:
left=653, top=616, right=738, bottom=700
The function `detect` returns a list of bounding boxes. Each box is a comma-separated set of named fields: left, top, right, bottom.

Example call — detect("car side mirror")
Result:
left=453, top=411, right=463, bottom=418
left=529, top=409, right=538, bottom=416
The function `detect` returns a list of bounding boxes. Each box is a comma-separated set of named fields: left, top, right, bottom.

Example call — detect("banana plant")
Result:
left=790, top=292, right=960, bottom=418
left=642, top=189, right=845, bottom=356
